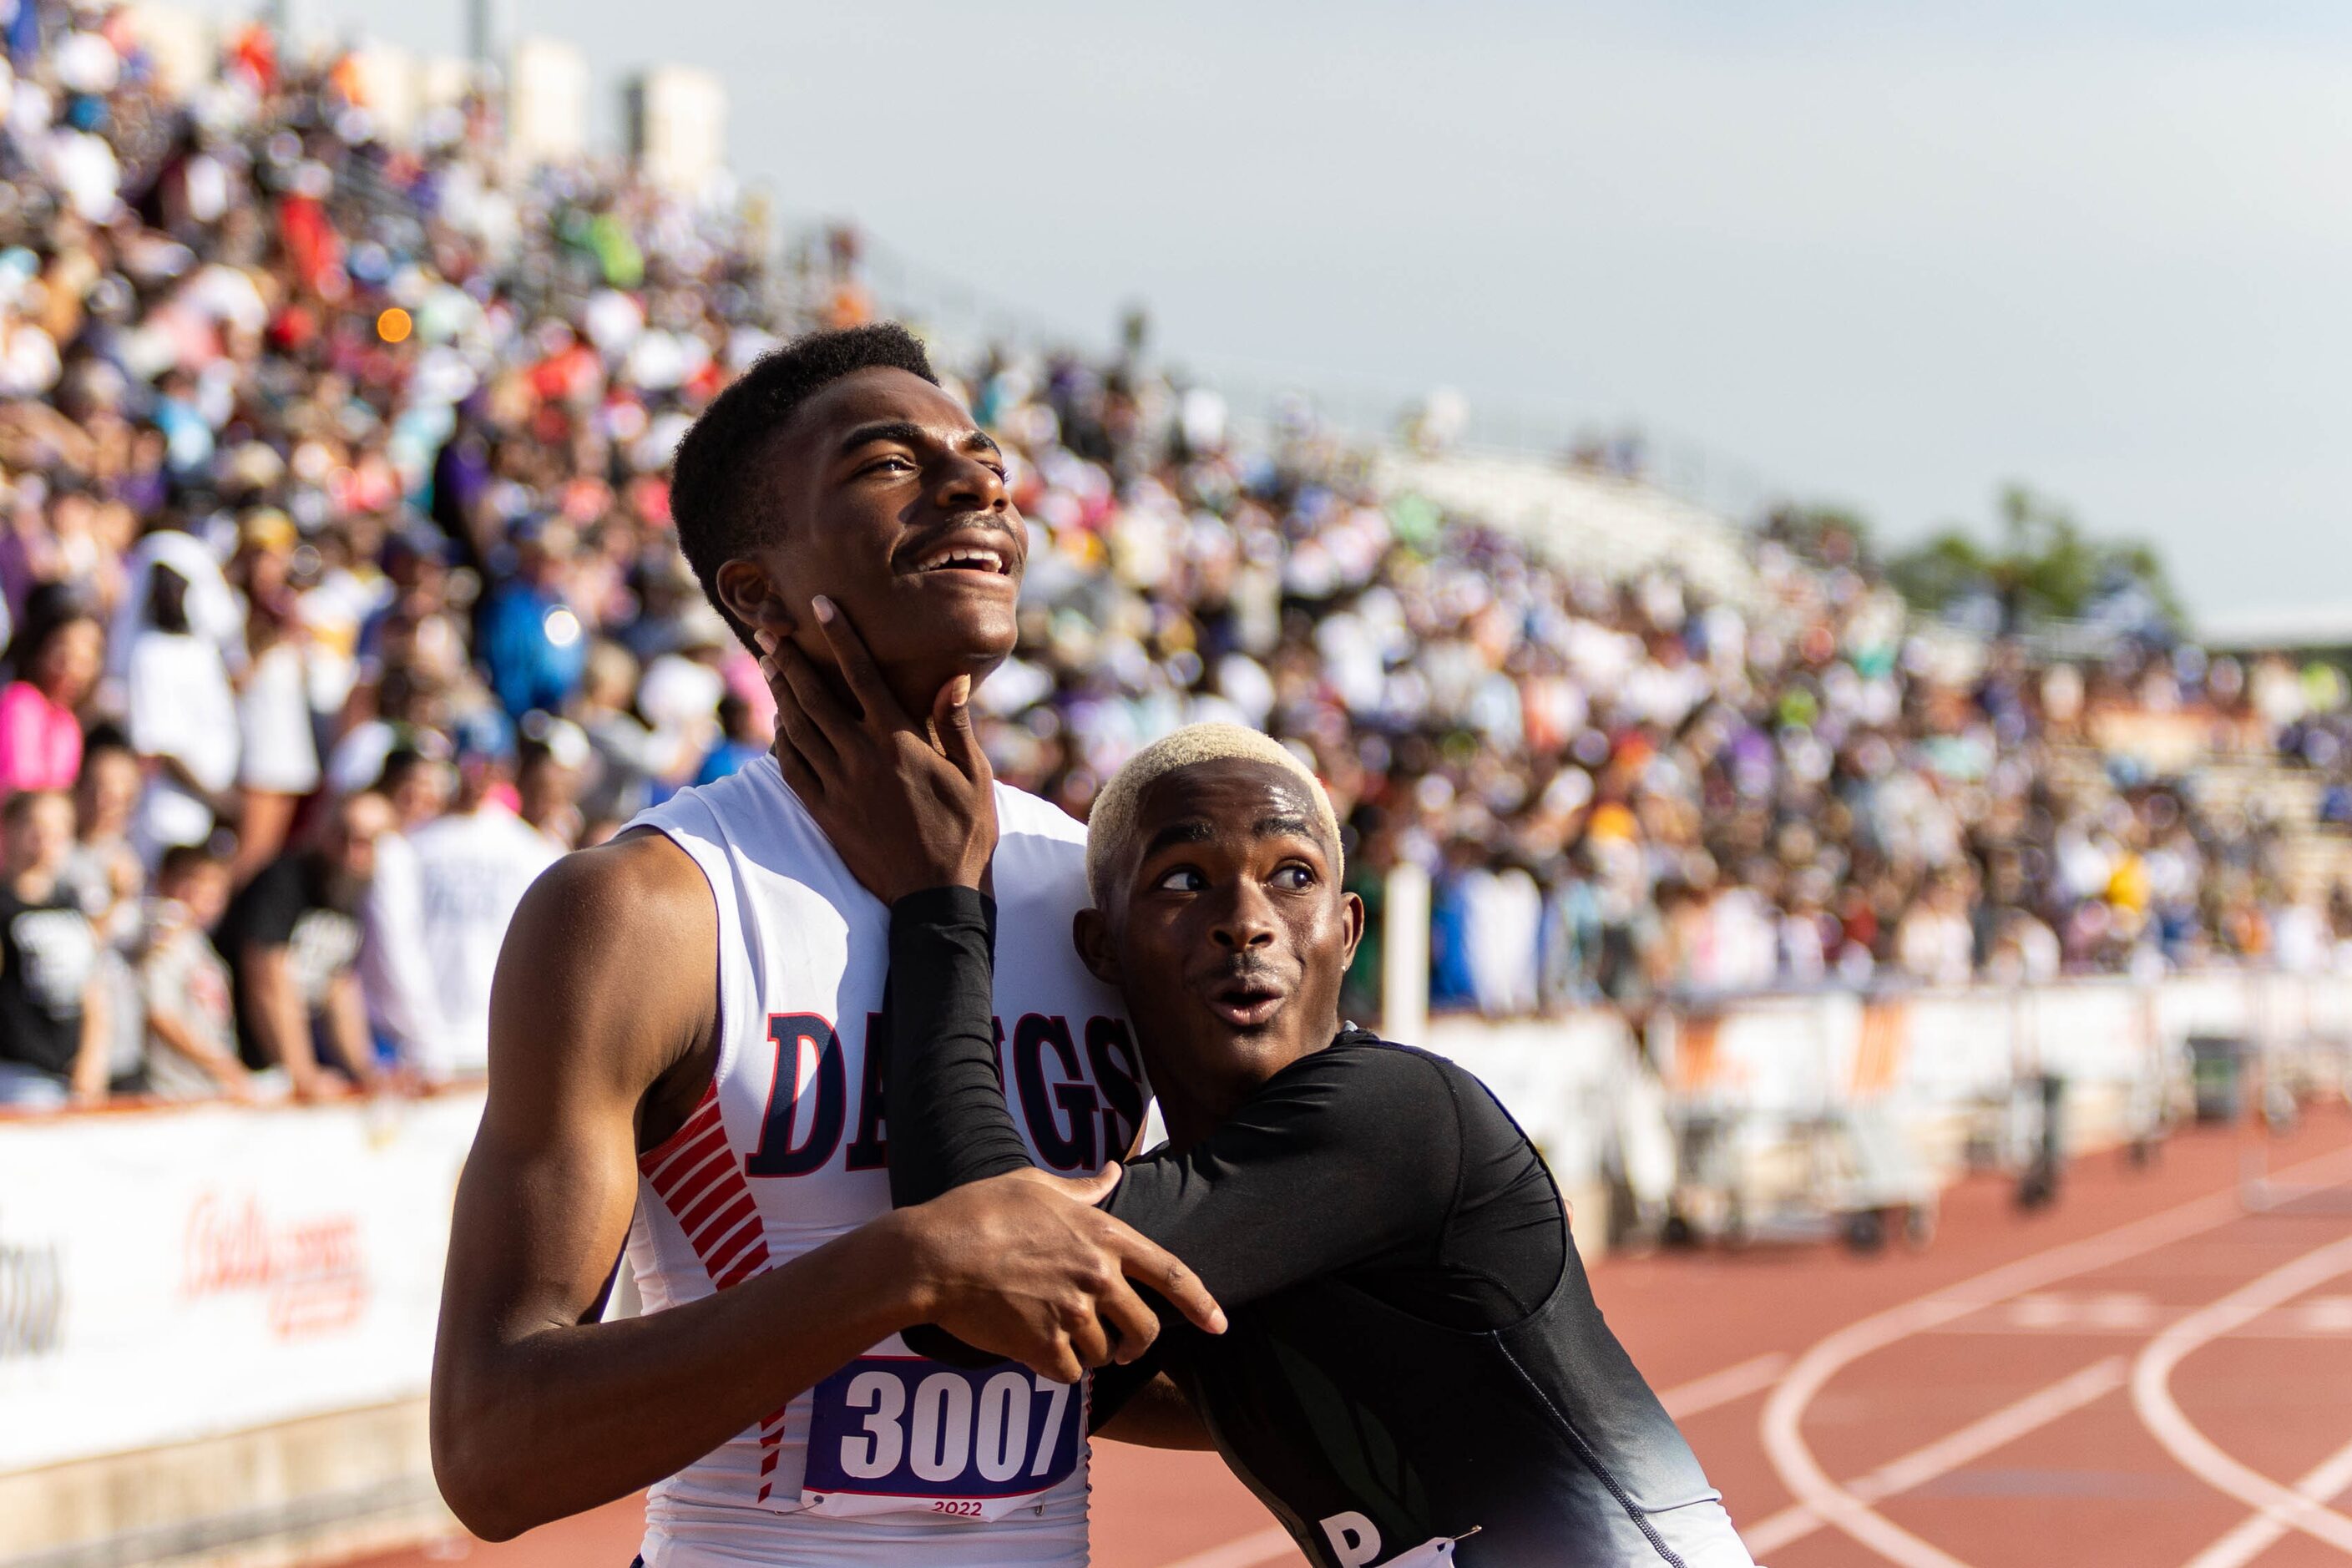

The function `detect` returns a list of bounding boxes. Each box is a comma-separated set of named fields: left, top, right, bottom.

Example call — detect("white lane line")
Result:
left=1154, top=1526, right=1297, bottom=1568
left=1758, top=1143, right=2352, bottom=1568
left=2129, top=1232, right=2352, bottom=1559
left=1742, top=1357, right=2127, bottom=1557
left=2182, top=1435, right=2352, bottom=1568
left=1662, top=1353, right=1791, bottom=1420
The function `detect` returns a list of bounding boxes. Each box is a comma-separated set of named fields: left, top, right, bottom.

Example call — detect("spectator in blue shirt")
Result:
left=479, top=522, right=587, bottom=721
left=693, top=693, right=768, bottom=787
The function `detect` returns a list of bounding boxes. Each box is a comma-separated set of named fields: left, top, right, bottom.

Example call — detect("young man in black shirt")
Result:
left=0, top=791, right=107, bottom=1108
left=217, top=791, right=392, bottom=1098
left=761, top=615, right=1758, bottom=1568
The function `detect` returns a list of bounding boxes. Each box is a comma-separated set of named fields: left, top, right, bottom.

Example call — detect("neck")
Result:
left=1153, top=1016, right=1343, bottom=1155
left=11, top=868, right=53, bottom=902
left=815, top=650, right=997, bottom=726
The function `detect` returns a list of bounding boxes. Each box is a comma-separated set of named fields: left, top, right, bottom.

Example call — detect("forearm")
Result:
left=321, top=975, right=377, bottom=1083
left=247, top=964, right=320, bottom=1080
left=148, top=1007, right=249, bottom=1090
left=435, top=1211, right=923, bottom=1540
left=70, top=987, right=108, bottom=1100
left=884, top=888, right=1036, bottom=1208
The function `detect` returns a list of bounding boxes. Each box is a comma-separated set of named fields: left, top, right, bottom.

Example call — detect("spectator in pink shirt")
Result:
left=0, top=596, right=103, bottom=795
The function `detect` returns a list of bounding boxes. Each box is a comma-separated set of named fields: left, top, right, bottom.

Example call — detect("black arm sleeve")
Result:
left=1103, top=1044, right=1462, bottom=1314
left=883, top=886, right=1032, bottom=1211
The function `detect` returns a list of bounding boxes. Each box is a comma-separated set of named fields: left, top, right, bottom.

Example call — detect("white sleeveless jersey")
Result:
left=620, top=758, right=1146, bottom=1567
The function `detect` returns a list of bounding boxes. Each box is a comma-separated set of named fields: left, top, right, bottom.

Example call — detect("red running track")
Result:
left=345, top=1107, right=2352, bottom=1568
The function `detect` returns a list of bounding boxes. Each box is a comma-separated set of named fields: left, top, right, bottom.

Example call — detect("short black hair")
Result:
left=670, top=322, right=939, bottom=650
left=159, top=842, right=227, bottom=883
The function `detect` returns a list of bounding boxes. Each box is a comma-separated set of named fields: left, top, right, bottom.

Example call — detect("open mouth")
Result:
left=902, top=539, right=1015, bottom=577
left=1207, top=983, right=1287, bottom=1029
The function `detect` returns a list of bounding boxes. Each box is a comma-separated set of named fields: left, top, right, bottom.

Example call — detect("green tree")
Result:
left=1887, top=484, right=2181, bottom=630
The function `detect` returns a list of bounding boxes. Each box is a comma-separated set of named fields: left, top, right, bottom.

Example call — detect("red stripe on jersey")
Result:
left=646, top=1124, right=729, bottom=1194
left=714, top=1248, right=768, bottom=1290
left=703, top=1208, right=765, bottom=1273
left=689, top=1191, right=759, bottom=1252
left=677, top=1171, right=751, bottom=1237
left=661, top=1145, right=735, bottom=1211
left=638, top=1088, right=722, bottom=1181
left=640, top=1081, right=784, bottom=1501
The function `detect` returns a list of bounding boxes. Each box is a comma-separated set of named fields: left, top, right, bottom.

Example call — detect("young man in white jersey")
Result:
left=432, top=326, right=1222, bottom=1565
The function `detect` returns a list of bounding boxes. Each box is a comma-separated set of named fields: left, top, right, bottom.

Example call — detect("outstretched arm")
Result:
left=429, top=835, right=1220, bottom=1540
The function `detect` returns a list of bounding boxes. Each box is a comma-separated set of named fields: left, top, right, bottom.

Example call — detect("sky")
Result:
left=237, top=1, right=2352, bottom=625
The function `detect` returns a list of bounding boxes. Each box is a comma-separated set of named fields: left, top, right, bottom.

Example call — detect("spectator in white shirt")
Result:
left=230, top=511, right=321, bottom=884
left=125, top=564, right=239, bottom=865
left=1894, top=873, right=1977, bottom=989
left=358, top=746, right=448, bottom=1070
left=373, top=722, right=557, bottom=1080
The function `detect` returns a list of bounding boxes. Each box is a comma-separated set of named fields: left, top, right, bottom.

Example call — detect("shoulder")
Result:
left=988, top=785, right=1097, bottom=949
left=1272, top=1035, right=1504, bottom=1158
left=497, top=836, right=716, bottom=1039
left=992, top=781, right=1089, bottom=849
left=513, top=832, right=711, bottom=943
left=1359, top=1036, right=1539, bottom=1157
left=990, top=781, right=1090, bottom=898
left=639, top=754, right=784, bottom=836
left=1278, top=1033, right=1460, bottom=1102
left=488, top=836, right=716, bottom=1125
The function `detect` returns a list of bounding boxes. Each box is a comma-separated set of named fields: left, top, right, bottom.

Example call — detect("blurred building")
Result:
left=508, top=36, right=589, bottom=167
left=629, top=64, right=727, bottom=195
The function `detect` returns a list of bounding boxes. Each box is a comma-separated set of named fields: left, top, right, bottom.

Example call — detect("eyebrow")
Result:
left=1139, top=813, right=1327, bottom=862
left=837, top=421, right=1003, bottom=461
left=1254, top=814, right=1323, bottom=845
left=1141, top=820, right=1216, bottom=860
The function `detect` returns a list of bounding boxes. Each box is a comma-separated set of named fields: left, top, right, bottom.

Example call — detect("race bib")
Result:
left=800, top=1355, right=1083, bottom=1520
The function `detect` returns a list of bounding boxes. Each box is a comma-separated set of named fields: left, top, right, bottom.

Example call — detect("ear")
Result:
left=1073, top=907, right=1120, bottom=988
left=1337, top=889, right=1367, bottom=973
left=713, top=559, right=795, bottom=645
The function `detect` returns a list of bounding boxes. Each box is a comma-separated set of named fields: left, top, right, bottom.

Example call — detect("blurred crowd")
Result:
left=0, top=7, right=2346, bottom=1110
left=966, top=370, right=2334, bottom=1019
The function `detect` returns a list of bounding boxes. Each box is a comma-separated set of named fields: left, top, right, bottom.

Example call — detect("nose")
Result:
left=932, top=448, right=1010, bottom=517
left=1210, top=878, right=1279, bottom=953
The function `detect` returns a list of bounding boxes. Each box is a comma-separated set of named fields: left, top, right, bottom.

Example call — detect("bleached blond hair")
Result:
left=1084, top=723, right=1343, bottom=908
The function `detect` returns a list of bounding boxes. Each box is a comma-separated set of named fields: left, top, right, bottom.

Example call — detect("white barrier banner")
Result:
left=0, top=1091, right=484, bottom=1474
left=2023, top=980, right=2151, bottom=1085
left=1893, top=991, right=2017, bottom=1107
left=1699, top=994, right=1854, bottom=1117
left=1422, top=1013, right=1632, bottom=1185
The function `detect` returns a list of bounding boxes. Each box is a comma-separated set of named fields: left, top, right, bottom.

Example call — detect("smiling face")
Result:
left=711, top=367, right=1026, bottom=716
left=1076, top=757, right=1364, bottom=1143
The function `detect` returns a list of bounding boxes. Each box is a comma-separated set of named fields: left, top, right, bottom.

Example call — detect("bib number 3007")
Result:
left=800, top=1356, right=1082, bottom=1520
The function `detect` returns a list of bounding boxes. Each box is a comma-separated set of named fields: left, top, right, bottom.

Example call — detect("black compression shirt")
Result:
left=885, top=888, right=1744, bottom=1568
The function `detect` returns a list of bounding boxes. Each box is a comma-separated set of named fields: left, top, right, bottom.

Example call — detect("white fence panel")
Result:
left=2023, top=979, right=2153, bottom=1085
left=0, top=1091, right=484, bottom=1474
left=1891, top=990, right=2019, bottom=1108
